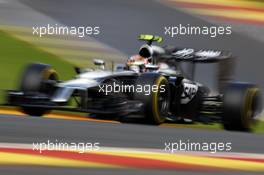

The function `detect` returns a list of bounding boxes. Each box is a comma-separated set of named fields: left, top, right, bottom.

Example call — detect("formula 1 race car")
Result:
left=6, top=35, right=262, bottom=131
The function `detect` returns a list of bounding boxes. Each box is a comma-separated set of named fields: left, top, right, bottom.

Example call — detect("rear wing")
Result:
left=159, top=49, right=233, bottom=63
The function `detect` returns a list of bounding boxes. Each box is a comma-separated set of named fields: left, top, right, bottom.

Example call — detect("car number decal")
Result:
left=181, top=83, right=198, bottom=104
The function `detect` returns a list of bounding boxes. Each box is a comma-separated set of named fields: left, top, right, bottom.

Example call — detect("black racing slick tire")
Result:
left=134, top=73, right=170, bottom=125
left=222, top=82, right=262, bottom=131
left=20, top=63, right=58, bottom=116
left=20, top=63, right=58, bottom=94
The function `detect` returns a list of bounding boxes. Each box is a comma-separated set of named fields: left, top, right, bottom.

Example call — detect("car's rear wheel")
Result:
left=20, top=63, right=58, bottom=116
left=222, top=82, right=262, bottom=131
left=134, top=73, right=170, bottom=124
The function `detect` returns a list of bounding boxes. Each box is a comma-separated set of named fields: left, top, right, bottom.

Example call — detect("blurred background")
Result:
left=1, top=0, right=264, bottom=96
left=0, top=0, right=264, bottom=174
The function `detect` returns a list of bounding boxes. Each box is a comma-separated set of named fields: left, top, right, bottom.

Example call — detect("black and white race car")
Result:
left=6, top=35, right=262, bottom=131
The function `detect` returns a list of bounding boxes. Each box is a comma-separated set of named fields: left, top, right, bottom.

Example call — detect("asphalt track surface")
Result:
left=0, top=112, right=264, bottom=153
left=0, top=112, right=264, bottom=175
left=0, top=113, right=263, bottom=153
left=1, top=0, right=264, bottom=174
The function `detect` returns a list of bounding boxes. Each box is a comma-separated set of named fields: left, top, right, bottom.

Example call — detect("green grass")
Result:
left=0, top=31, right=75, bottom=103
left=253, top=120, right=264, bottom=133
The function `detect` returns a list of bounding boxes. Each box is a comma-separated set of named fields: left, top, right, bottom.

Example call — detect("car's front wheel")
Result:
left=19, top=63, right=58, bottom=116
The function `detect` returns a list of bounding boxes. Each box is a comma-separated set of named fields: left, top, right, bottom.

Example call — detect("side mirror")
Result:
left=93, top=59, right=105, bottom=70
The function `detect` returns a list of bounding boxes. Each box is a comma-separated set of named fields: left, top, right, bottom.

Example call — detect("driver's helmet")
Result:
left=126, top=54, right=149, bottom=72
left=127, top=55, right=149, bottom=65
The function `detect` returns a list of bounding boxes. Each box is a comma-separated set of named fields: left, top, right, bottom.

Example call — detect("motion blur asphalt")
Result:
left=0, top=114, right=264, bottom=175
left=1, top=165, right=260, bottom=175
left=0, top=0, right=263, bottom=174
left=0, top=114, right=263, bottom=153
